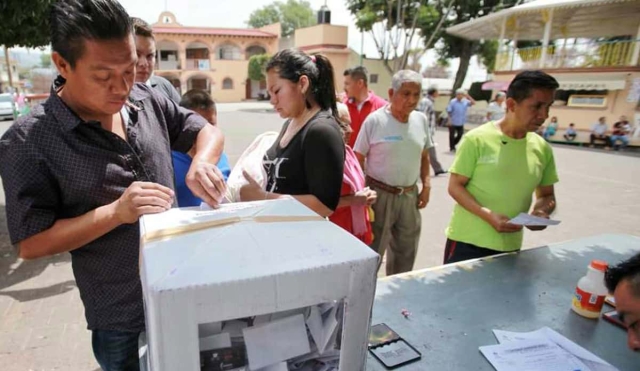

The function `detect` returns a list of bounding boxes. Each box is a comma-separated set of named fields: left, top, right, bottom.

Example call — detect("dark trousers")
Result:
left=563, top=133, right=576, bottom=141
left=449, top=125, right=464, bottom=151
left=590, top=133, right=611, bottom=147
left=92, top=330, right=141, bottom=371
left=443, top=239, right=501, bottom=264
left=428, top=146, right=444, bottom=173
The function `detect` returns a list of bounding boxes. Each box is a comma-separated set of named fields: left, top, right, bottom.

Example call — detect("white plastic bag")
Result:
left=225, top=131, right=279, bottom=203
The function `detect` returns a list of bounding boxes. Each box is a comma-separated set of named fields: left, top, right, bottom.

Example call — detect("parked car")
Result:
left=0, top=93, right=15, bottom=121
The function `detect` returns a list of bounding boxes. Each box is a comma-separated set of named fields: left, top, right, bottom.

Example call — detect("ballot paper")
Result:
left=243, top=314, right=311, bottom=370
left=199, top=332, right=232, bottom=351
left=509, top=213, right=561, bottom=226
left=492, top=327, right=618, bottom=371
left=480, top=339, right=591, bottom=371
left=254, top=362, right=288, bottom=371
left=306, top=304, right=339, bottom=355
left=198, top=321, right=223, bottom=337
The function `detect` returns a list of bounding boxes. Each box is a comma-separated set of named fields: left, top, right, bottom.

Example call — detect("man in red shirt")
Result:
left=343, top=66, right=387, bottom=147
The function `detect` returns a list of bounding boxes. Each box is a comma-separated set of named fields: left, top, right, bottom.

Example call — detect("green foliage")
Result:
left=478, top=40, right=499, bottom=73
left=247, top=0, right=316, bottom=37
left=429, top=0, right=523, bottom=90
left=346, top=0, right=439, bottom=73
left=347, top=0, right=438, bottom=33
left=248, top=54, right=270, bottom=81
left=40, top=53, right=51, bottom=68
left=0, top=0, right=53, bottom=48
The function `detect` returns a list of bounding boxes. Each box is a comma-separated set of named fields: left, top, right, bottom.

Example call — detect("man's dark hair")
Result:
left=132, top=17, right=154, bottom=38
left=427, top=87, right=438, bottom=96
left=50, top=0, right=133, bottom=68
left=343, top=66, right=369, bottom=86
left=507, top=70, right=559, bottom=102
left=180, top=89, right=216, bottom=112
left=605, top=253, right=640, bottom=296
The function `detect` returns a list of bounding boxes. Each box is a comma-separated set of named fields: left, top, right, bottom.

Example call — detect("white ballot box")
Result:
left=139, top=199, right=379, bottom=371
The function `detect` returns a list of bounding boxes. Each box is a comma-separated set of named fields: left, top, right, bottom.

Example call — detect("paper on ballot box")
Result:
left=243, top=314, right=310, bottom=369
left=139, top=199, right=379, bottom=371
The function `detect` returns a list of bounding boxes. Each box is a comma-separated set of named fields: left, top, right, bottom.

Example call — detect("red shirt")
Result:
left=343, top=92, right=387, bottom=148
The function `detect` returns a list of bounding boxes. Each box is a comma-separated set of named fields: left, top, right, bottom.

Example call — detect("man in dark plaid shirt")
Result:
left=0, top=1, right=227, bottom=370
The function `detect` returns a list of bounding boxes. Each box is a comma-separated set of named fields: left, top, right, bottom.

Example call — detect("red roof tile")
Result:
left=153, top=26, right=277, bottom=38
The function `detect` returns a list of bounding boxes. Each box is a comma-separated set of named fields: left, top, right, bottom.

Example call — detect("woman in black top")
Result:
left=240, top=48, right=345, bottom=216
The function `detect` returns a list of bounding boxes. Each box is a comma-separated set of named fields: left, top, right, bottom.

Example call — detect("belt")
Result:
left=366, top=176, right=416, bottom=196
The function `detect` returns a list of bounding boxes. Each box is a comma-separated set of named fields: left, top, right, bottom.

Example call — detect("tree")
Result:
left=248, top=54, right=271, bottom=81
left=0, top=0, right=52, bottom=48
left=478, top=40, right=498, bottom=74
left=247, top=0, right=316, bottom=37
left=431, top=0, right=524, bottom=91
left=1, top=0, right=52, bottom=102
left=346, top=0, right=439, bottom=75
left=40, top=53, right=52, bottom=68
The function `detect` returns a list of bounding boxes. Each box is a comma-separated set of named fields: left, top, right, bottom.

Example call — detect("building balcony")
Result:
left=158, top=60, right=180, bottom=71
left=185, top=59, right=211, bottom=71
left=495, top=39, right=640, bottom=72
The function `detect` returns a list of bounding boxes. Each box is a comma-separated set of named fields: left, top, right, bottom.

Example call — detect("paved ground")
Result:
left=0, top=104, right=639, bottom=370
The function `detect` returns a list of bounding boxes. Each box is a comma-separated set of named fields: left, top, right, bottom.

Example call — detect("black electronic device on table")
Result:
left=368, top=323, right=421, bottom=369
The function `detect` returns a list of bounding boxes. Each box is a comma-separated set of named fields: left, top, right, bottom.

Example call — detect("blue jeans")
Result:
left=610, top=135, right=629, bottom=149
left=92, top=330, right=141, bottom=371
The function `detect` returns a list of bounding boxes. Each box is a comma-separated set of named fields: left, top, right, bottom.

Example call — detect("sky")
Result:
left=117, top=0, right=488, bottom=83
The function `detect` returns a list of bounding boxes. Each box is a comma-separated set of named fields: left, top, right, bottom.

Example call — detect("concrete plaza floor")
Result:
left=0, top=103, right=638, bottom=370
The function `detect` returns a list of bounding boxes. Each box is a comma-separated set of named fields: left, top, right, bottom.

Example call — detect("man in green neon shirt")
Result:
left=444, top=70, right=560, bottom=264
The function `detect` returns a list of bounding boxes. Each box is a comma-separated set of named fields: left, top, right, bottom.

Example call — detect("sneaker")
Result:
left=434, top=170, right=448, bottom=176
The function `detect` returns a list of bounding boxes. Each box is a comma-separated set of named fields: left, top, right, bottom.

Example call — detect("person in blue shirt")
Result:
left=446, top=88, right=476, bottom=152
left=175, top=90, right=231, bottom=206
left=132, top=19, right=229, bottom=208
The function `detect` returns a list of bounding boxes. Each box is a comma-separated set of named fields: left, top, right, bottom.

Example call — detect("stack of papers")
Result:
left=508, top=213, right=561, bottom=227
left=479, top=327, right=617, bottom=371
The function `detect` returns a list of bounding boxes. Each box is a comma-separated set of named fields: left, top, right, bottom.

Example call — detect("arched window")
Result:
left=246, top=45, right=267, bottom=59
left=217, top=44, right=241, bottom=60
left=222, top=78, right=234, bottom=90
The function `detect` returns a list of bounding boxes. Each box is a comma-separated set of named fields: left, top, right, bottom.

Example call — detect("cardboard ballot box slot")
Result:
left=140, top=199, right=379, bottom=370
left=197, top=301, right=345, bottom=371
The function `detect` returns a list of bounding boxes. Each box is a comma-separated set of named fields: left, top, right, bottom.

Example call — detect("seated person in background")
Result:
left=590, top=116, right=611, bottom=148
left=563, top=123, right=577, bottom=141
left=329, top=103, right=376, bottom=244
left=605, top=253, right=640, bottom=351
left=174, top=90, right=231, bottom=206
left=543, top=116, right=558, bottom=141
left=486, top=91, right=506, bottom=121
left=611, top=115, right=632, bottom=151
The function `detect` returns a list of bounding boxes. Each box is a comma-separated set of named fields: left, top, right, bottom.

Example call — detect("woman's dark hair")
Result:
left=50, top=0, right=133, bottom=68
left=266, top=48, right=338, bottom=120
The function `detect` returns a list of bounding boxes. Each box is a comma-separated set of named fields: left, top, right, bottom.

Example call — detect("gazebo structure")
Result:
left=446, top=0, right=640, bottom=137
